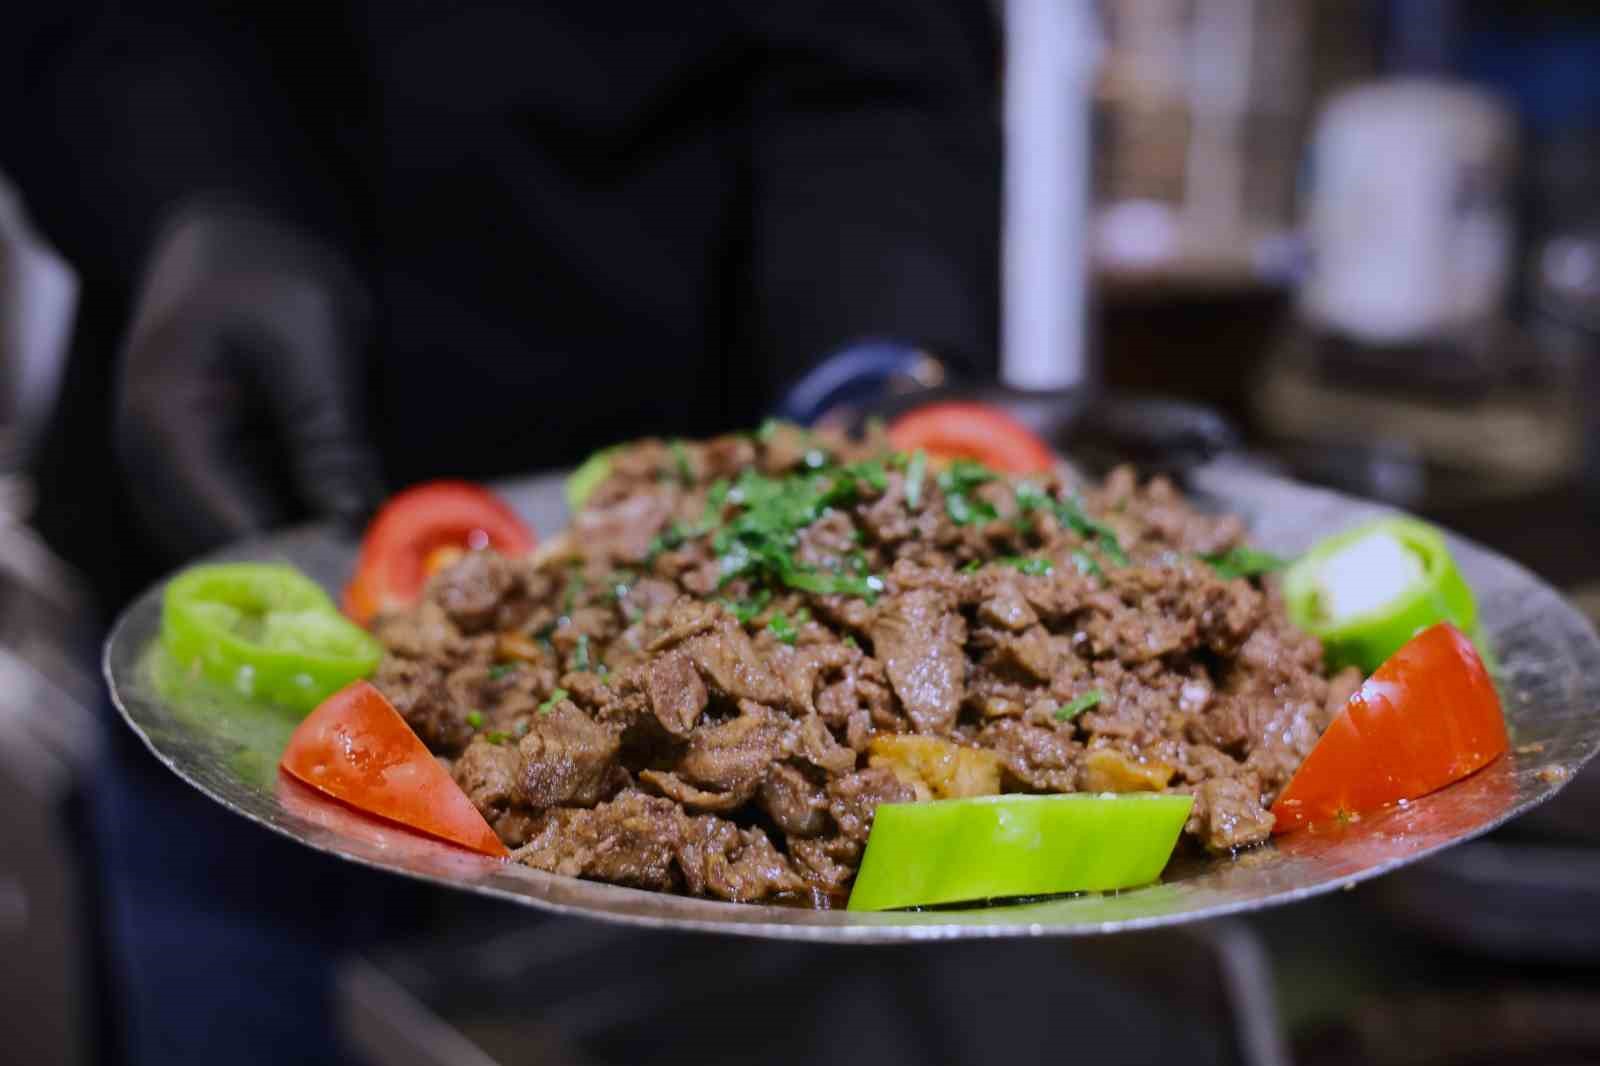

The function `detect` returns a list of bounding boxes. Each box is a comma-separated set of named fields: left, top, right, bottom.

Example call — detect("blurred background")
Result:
left=4, top=0, right=1600, bottom=1063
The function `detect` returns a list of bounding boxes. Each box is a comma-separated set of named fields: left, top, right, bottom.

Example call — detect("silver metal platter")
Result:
left=104, top=464, right=1600, bottom=942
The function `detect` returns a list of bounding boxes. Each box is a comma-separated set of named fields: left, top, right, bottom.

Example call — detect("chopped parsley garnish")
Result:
left=998, top=556, right=1055, bottom=576
left=573, top=634, right=591, bottom=671
left=465, top=710, right=484, bottom=729
left=487, top=663, right=518, bottom=681
left=1202, top=546, right=1290, bottom=581
left=538, top=687, right=569, bottom=714
left=851, top=459, right=889, bottom=492
left=645, top=484, right=733, bottom=565
left=1056, top=689, right=1104, bottom=721
left=710, top=464, right=888, bottom=601
left=1071, top=551, right=1104, bottom=580
left=645, top=522, right=692, bottom=563
left=1014, top=481, right=1127, bottom=565
left=669, top=439, right=694, bottom=482
left=485, top=730, right=513, bottom=745
left=937, top=459, right=998, bottom=526
left=1056, top=495, right=1129, bottom=566
left=960, top=559, right=983, bottom=574
left=703, top=479, right=730, bottom=517
left=843, top=633, right=859, bottom=650
left=1013, top=480, right=1050, bottom=516
left=722, top=587, right=772, bottom=623
left=562, top=573, right=586, bottom=614
left=904, top=449, right=927, bottom=509
left=767, top=612, right=800, bottom=645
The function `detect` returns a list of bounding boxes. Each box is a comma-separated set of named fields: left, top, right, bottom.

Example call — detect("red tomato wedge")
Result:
left=1271, top=623, right=1507, bottom=834
left=887, top=402, right=1057, bottom=474
left=342, top=480, right=535, bottom=625
left=280, top=681, right=508, bottom=858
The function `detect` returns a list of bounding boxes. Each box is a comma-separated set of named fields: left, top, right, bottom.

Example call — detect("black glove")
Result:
left=114, top=203, right=383, bottom=562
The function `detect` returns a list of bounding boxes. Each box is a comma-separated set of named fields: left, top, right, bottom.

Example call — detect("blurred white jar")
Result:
left=1301, top=80, right=1516, bottom=344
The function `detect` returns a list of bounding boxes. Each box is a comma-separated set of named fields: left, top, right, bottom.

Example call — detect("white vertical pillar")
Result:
left=1002, top=0, right=1102, bottom=391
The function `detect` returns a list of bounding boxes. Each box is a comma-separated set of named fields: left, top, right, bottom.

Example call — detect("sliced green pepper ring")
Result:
left=162, top=563, right=383, bottom=715
left=846, top=792, right=1193, bottom=912
left=564, top=447, right=617, bottom=513
left=1282, top=517, right=1483, bottom=675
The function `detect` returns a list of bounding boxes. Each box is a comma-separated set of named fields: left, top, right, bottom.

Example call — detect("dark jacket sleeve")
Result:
left=6, top=1, right=362, bottom=606
left=8, top=0, right=362, bottom=294
left=741, top=0, right=1002, bottom=397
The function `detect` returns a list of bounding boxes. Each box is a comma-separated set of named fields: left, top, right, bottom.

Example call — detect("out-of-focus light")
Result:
left=1541, top=237, right=1600, bottom=297
left=1093, top=200, right=1177, bottom=270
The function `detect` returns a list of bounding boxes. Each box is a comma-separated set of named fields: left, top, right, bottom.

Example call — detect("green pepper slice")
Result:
left=846, top=792, right=1193, bottom=912
left=565, top=447, right=617, bottom=513
left=1282, top=517, right=1482, bottom=675
left=161, top=563, right=383, bottom=714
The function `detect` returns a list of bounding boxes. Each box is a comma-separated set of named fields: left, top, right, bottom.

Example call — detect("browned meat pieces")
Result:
left=764, top=640, right=855, bottom=715
left=1122, top=474, right=1246, bottom=556
left=979, top=719, right=1080, bottom=792
left=826, top=767, right=916, bottom=847
left=513, top=792, right=803, bottom=902
left=429, top=551, right=515, bottom=633
left=373, top=656, right=475, bottom=755
left=371, top=433, right=1346, bottom=908
left=989, top=625, right=1057, bottom=682
left=1226, top=623, right=1341, bottom=796
left=760, top=764, right=830, bottom=837
left=517, top=701, right=621, bottom=807
left=515, top=793, right=682, bottom=890
left=679, top=618, right=790, bottom=708
left=649, top=700, right=854, bottom=814
left=676, top=815, right=805, bottom=902
left=372, top=600, right=488, bottom=664
left=788, top=836, right=860, bottom=894
left=977, top=579, right=1038, bottom=631
left=453, top=737, right=520, bottom=814
left=870, top=586, right=966, bottom=733
left=643, top=651, right=707, bottom=736
left=789, top=714, right=857, bottom=775
left=573, top=488, right=674, bottom=563
left=637, top=770, right=747, bottom=813
left=452, top=737, right=529, bottom=842
left=675, top=702, right=791, bottom=801
left=1190, top=776, right=1276, bottom=852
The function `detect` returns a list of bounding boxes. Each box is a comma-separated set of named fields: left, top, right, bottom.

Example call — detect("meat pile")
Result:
left=372, top=427, right=1358, bottom=907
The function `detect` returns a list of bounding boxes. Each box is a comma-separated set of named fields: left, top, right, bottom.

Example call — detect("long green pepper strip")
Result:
left=848, top=793, right=1193, bottom=911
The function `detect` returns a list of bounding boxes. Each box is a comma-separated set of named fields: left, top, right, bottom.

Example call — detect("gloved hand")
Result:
left=114, top=203, right=383, bottom=562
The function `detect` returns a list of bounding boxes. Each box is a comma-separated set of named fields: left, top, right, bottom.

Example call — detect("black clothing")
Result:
left=12, top=0, right=999, bottom=599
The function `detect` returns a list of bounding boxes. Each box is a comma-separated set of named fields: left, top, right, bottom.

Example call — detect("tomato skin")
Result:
left=343, top=481, right=535, bottom=625
left=280, top=681, right=508, bottom=857
left=887, top=402, right=1057, bottom=474
left=1271, top=624, right=1507, bottom=834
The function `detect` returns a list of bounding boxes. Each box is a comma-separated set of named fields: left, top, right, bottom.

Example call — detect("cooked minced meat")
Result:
left=371, top=427, right=1356, bottom=907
